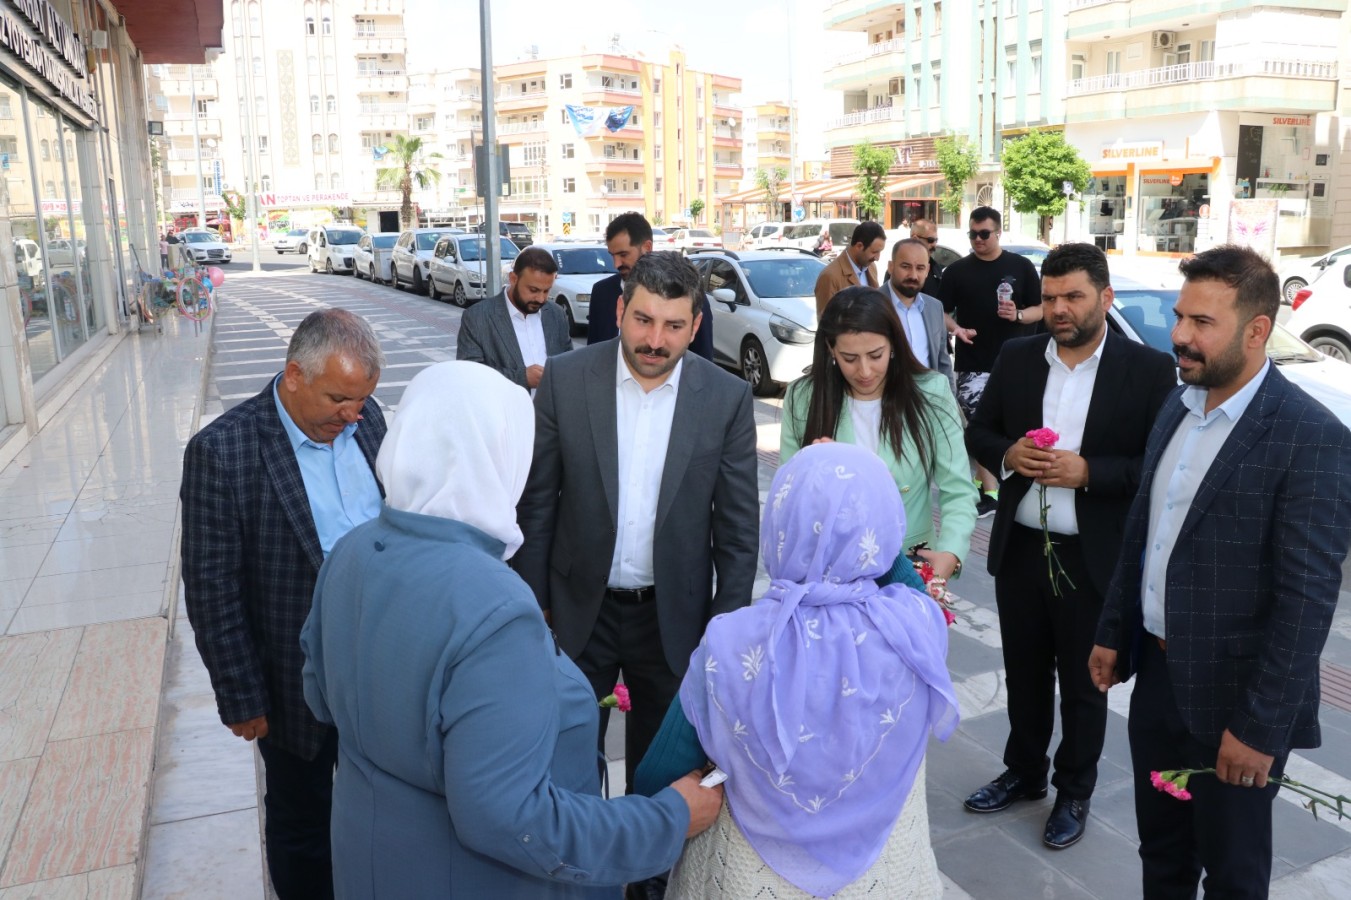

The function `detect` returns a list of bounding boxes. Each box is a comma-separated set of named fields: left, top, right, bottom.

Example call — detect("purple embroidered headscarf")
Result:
left=680, top=442, right=959, bottom=898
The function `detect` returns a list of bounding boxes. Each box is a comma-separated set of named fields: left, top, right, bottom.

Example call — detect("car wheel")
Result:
left=392, top=266, right=404, bottom=290
left=428, top=274, right=442, bottom=301
left=412, top=266, right=424, bottom=295
left=309, top=255, right=317, bottom=273
left=1282, top=277, right=1308, bottom=305
left=297, top=243, right=306, bottom=255
left=325, top=258, right=335, bottom=274
left=741, top=337, right=778, bottom=397
left=369, top=264, right=378, bottom=284
left=1309, top=334, right=1351, bottom=363
left=558, top=298, right=577, bottom=334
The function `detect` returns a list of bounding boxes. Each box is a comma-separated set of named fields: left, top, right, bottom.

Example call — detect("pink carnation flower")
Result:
left=1026, top=427, right=1060, bottom=450
left=613, top=684, right=631, bottom=713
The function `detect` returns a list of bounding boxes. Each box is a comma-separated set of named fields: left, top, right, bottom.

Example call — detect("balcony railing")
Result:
left=498, top=89, right=548, bottom=102
left=165, top=118, right=221, bottom=136
left=354, top=26, right=406, bottom=37
left=832, top=36, right=905, bottom=68
left=1067, top=58, right=1337, bottom=96
left=825, top=104, right=904, bottom=129
left=498, top=121, right=546, bottom=134
left=167, top=148, right=219, bottom=161
left=1068, top=0, right=1127, bottom=9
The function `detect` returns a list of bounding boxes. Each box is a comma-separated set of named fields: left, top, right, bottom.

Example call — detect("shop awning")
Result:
left=887, top=175, right=945, bottom=197
left=120, top=0, right=225, bottom=64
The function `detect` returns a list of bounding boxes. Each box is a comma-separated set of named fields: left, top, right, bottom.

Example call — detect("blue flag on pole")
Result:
left=605, top=106, right=634, bottom=132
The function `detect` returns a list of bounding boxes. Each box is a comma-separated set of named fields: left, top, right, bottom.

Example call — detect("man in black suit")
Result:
left=964, top=244, right=1177, bottom=849
left=181, top=309, right=387, bottom=900
left=909, top=217, right=945, bottom=298
left=587, top=211, right=713, bottom=360
left=1090, top=246, right=1351, bottom=897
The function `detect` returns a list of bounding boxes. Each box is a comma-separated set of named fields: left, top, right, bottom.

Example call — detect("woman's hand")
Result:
left=810, top=437, right=835, bottom=445
left=669, top=771, right=724, bottom=838
left=916, top=549, right=958, bottom=580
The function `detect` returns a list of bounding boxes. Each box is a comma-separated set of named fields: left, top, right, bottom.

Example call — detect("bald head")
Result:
left=909, top=218, right=938, bottom=254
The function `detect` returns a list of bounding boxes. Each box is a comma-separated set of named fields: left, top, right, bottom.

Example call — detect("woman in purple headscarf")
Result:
left=633, top=442, right=959, bottom=899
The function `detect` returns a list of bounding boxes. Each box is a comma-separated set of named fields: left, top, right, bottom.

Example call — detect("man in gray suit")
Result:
left=886, top=238, right=954, bottom=387
left=456, top=246, right=573, bottom=392
left=515, top=251, right=760, bottom=797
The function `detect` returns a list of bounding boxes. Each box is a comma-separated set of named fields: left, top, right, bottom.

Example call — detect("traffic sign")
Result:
left=792, top=207, right=805, bottom=221
left=562, top=211, right=573, bottom=225
left=1062, top=180, right=1074, bottom=196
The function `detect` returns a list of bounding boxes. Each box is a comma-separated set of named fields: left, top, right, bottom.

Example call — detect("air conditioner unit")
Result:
left=380, top=53, right=391, bottom=60
left=1152, top=31, right=1177, bottom=49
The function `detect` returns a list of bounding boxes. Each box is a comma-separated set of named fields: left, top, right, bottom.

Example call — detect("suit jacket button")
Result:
left=374, top=541, right=385, bottom=551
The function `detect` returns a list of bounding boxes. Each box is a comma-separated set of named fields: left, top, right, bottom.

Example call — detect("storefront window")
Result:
left=1084, top=175, right=1127, bottom=251
left=1138, top=173, right=1207, bottom=254
left=2, top=79, right=55, bottom=381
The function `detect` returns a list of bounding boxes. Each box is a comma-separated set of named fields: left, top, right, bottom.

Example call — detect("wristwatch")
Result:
left=1016, top=309, right=1024, bottom=323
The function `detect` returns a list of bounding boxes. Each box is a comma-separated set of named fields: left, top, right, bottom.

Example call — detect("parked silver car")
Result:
left=427, top=234, right=520, bottom=306
left=533, top=242, right=616, bottom=333
left=353, top=233, right=399, bottom=284
left=390, top=228, right=457, bottom=294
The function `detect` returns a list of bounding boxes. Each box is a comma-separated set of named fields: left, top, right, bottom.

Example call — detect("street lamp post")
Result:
left=479, top=0, right=500, bottom=297
left=190, top=77, right=206, bottom=230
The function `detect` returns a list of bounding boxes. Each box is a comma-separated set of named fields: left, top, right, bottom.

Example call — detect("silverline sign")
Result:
left=0, top=0, right=96, bottom=119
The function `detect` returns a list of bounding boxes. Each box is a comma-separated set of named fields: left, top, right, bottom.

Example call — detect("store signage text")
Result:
left=258, top=191, right=352, bottom=208
left=0, top=0, right=96, bottom=118
left=1102, top=142, right=1163, bottom=161
left=1270, top=116, right=1311, bottom=127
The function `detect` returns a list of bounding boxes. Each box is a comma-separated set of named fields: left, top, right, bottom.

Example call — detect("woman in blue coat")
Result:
left=301, top=361, right=721, bottom=899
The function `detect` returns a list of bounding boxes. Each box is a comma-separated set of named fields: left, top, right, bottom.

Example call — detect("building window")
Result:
left=1030, top=54, right=1042, bottom=82
left=696, top=116, right=704, bottom=131
left=695, top=84, right=703, bottom=100
left=327, top=95, right=336, bottom=112
left=308, top=55, right=318, bottom=71
left=315, top=173, right=324, bottom=190
left=310, top=94, right=320, bottom=113
left=355, top=17, right=374, bottom=35
left=654, top=177, right=662, bottom=192
left=313, top=134, right=322, bottom=154
left=0, top=95, right=10, bottom=119
left=563, top=178, right=576, bottom=193
left=329, top=133, right=339, bottom=153
left=322, top=17, right=332, bottom=34
left=654, top=145, right=662, bottom=160
left=562, top=143, right=574, bottom=159
left=0, top=136, right=17, bottom=155
left=561, top=109, right=569, bottom=124
left=253, top=56, right=263, bottom=75
left=604, top=178, right=616, bottom=192
left=258, top=135, right=269, bottom=154
left=559, top=73, right=572, bottom=89
left=65, top=139, right=73, bottom=159
left=43, top=179, right=55, bottom=197
left=1106, top=50, right=1122, bottom=75
left=653, top=77, right=661, bottom=93
left=331, top=173, right=341, bottom=189
left=261, top=174, right=271, bottom=191
left=39, top=139, right=49, bottom=160
left=305, top=16, right=314, bottom=33
left=654, top=111, right=661, bottom=126
left=1071, top=54, right=1086, bottom=82
left=697, top=178, right=704, bottom=193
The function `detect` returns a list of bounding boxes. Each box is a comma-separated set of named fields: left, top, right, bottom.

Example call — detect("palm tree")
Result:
left=375, top=135, right=442, bottom=231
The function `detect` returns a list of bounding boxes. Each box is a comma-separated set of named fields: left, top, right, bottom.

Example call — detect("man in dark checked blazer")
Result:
left=181, top=308, right=387, bottom=900
left=1090, top=245, right=1351, bottom=898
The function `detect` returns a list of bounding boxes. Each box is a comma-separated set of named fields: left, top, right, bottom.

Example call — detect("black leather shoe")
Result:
left=1043, top=795, right=1090, bottom=849
left=963, top=769, right=1048, bottom=813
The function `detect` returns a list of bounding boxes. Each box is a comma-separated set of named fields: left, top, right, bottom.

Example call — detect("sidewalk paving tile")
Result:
left=141, top=809, right=263, bottom=900
left=0, top=630, right=82, bottom=761
left=19, top=563, right=167, bottom=608
left=48, top=619, right=167, bottom=742
left=0, top=864, right=136, bottom=899
left=0, top=759, right=40, bottom=864
left=6, top=593, right=164, bottom=636
left=37, top=532, right=176, bottom=578
left=0, top=728, right=154, bottom=887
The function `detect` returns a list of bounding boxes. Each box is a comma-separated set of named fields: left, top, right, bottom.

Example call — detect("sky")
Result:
left=403, top=0, right=859, bottom=160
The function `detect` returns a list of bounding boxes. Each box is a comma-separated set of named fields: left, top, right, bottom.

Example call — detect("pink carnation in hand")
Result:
left=1026, top=427, right=1060, bottom=450
left=613, top=684, right=631, bottom=713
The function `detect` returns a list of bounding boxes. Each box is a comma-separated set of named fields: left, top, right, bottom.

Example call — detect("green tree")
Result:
left=221, top=189, right=247, bottom=222
left=375, top=135, right=442, bottom=231
left=852, top=142, right=893, bottom=221
left=1000, top=130, right=1092, bottom=242
left=651, top=211, right=664, bottom=226
left=934, top=134, right=979, bottom=219
left=754, top=165, right=788, bottom=219
left=689, top=197, right=705, bottom=223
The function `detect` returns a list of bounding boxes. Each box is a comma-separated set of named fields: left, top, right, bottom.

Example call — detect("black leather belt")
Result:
left=607, top=586, right=655, bottom=604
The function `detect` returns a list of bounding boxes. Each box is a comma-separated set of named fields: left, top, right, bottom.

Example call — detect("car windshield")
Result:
left=828, top=223, right=857, bottom=245
left=180, top=232, right=216, bottom=243
left=457, top=237, right=521, bottom=261
left=688, top=229, right=714, bottom=238
left=371, top=234, right=398, bottom=248
left=327, top=229, right=362, bottom=245
left=784, top=224, right=824, bottom=239
left=552, top=248, right=615, bottom=275
left=289, top=229, right=306, bottom=236
left=651, top=228, right=668, bottom=238
left=739, top=259, right=828, bottom=298
left=415, top=231, right=448, bottom=251
left=1006, top=245, right=1049, bottom=268
left=1114, top=289, right=1321, bottom=363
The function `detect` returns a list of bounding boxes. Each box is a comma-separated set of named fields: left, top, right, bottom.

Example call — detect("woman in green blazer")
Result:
left=781, top=285, right=978, bottom=580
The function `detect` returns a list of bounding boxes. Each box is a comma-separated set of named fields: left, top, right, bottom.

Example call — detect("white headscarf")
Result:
left=376, top=361, right=535, bottom=559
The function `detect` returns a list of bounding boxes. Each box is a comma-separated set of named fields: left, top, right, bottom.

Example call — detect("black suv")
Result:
left=477, top=221, right=533, bottom=250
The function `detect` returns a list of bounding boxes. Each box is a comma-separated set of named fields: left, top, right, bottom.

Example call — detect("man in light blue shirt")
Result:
left=885, top=238, right=952, bottom=385
left=1090, top=245, right=1351, bottom=899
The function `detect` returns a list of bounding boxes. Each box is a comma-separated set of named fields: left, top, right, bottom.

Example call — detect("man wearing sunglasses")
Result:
left=908, top=218, right=945, bottom=298
left=939, top=206, right=1043, bottom=518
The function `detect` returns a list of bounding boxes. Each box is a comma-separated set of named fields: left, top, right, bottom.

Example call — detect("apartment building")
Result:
left=1064, top=1, right=1342, bottom=257
left=822, top=0, right=1067, bottom=229
left=407, top=67, right=481, bottom=224
left=743, top=101, right=793, bottom=187
left=155, top=0, right=410, bottom=236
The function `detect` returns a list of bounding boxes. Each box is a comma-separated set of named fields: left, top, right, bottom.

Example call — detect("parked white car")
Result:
left=688, top=249, right=826, bottom=396
left=13, top=238, right=42, bottom=281
left=1280, top=244, right=1351, bottom=305
left=1287, top=260, right=1351, bottom=363
left=176, top=229, right=232, bottom=264
left=742, top=222, right=792, bottom=250
left=307, top=226, right=363, bottom=274
left=533, top=242, right=616, bottom=333
left=781, top=218, right=860, bottom=255
left=666, top=228, right=723, bottom=254
left=1111, top=277, right=1351, bottom=426
left=427, top=234, right=520, bottom=306
left=390, top=228, right=457, bottom=294
left=353, top=233, right=399, bottom=283
left=272, top=228, right=307, bottom=254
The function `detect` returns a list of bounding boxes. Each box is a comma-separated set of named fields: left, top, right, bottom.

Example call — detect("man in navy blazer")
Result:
left=587, top=211, right=714, bottom=360
left=181, top=309, right=388, bottom=900
left=1090, top=245, right=1351, bottom=898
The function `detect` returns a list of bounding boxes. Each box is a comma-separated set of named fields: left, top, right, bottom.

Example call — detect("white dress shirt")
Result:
left=848, top=252, right=867, bottom=283
left=887, top=284, right=932, bottom=369
left=609, top=344, right=683, bottom=588
left=507, top=292, right=548, bottom=394
left=1141, top=360, right=1270, bottom=637
left=1011, top=332, right=1107, bottom=534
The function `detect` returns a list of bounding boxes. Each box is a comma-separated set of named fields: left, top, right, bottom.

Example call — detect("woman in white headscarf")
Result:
left=300, top=362, right=721, bottom=899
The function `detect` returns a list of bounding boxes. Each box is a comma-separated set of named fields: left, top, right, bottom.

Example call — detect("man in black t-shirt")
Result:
left=909, top=218, right=945, bottom=298
left=939, top=206, right=1043, bottom=517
